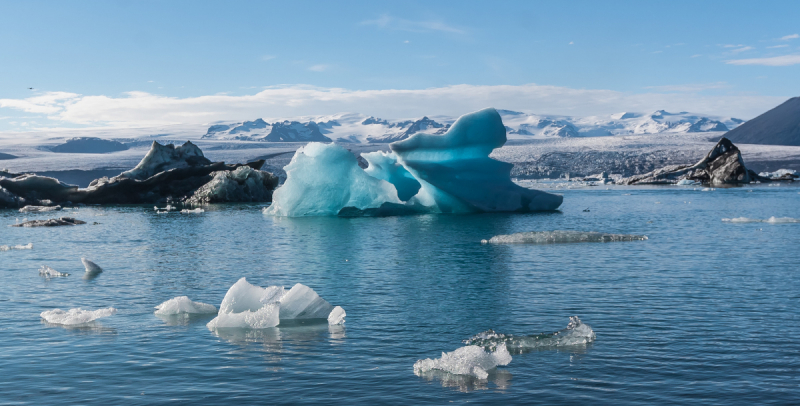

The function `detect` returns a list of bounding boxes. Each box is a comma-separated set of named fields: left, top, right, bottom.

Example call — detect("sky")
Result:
left=0, top=0, right=799, bottom=131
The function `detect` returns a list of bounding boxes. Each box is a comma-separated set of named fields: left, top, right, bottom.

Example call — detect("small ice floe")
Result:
left=180, top=208, right=204, bottom=214
left=701, top=187, right=716, bottom=191
left=722, top=217, right=800, bottom=224
left=413, top=343, right=512, bottom=380
left=464, top=316, right=596, bottom=354
left=10, top=217, right=86, bottom=227
left=207, top=278, right=344, bottom=330
left=481, top=230, right=647, bottom=244
left=759, top=169, right=798, bottom=179
left=19, top=205, right=62, bottom=213
left=154, top=296, right=217, bottom=315
left=0, top=243, right=33, bottom=251
left=82, top=258, right=103, bottom=280
left=40, top=307, right=117, bottom=325
left=154, top=204, right=177, bottom=214
left=39, top=265, right=69, bottom=278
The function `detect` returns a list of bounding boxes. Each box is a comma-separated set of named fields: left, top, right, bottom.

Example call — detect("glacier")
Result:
left=413, top=343, right=512, bottom=380
left=40, top=307, right=117, bottom=325
left=206, top=278, right=345, bottom=330
left=265, top=108, right=562, bottom=216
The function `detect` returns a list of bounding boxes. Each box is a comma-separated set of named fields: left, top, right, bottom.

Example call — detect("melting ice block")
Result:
left=0, top=243, right=33, bottom=251
left=41, top=307, right=117, bottom=325
left=154, top=296, right=217, bottom=315
left=464, top=316, right=596, bottom=353
left=413, top=344, right=512, bottom=380
left=328, top=306, right=346, bottom=326
left=39, top=265, right=69, bottom=278
left=82, top=258, right=103, bottom=280
left=279, top=283, right=335, bottom=320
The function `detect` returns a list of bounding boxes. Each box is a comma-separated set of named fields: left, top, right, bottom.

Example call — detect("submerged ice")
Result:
left=39, top=265, right=69, bottom=278
left=265, top=108, right=562, bottom=216
left=464, top=316, right=596, bottom=353
left=154, top=296, right=217, bottom=315
left=207, top=278, right=345, bottom=330
left=40, top=307, right=117, bottom=325
left=413, top=344, right=512, bottom=380
left=482, top=230, right=648, bottom=244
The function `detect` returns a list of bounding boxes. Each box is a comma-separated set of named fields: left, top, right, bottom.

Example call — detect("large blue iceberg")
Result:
left=265, top=108, right=562, bottom=217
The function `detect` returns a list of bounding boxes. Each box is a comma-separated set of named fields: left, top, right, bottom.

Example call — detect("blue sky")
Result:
left=1, top=0, right=799, bottom=130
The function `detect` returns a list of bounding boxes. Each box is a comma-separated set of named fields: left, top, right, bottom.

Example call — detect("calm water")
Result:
left=1, top=185, right=799, bottom=405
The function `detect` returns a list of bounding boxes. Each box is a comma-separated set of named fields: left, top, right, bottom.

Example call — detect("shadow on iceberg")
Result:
left=264, top=108, right=562, bottom=217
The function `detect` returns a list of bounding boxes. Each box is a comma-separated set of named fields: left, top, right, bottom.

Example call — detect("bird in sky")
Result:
left=28, top=87, right=33, bottom=90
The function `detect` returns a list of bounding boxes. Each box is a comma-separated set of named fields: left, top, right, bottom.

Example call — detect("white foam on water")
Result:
left=154, top=296, right=217, bottom=315
left=39, top=265, right=69, bottom=278
left=722, top=217, right=800, bottom=224
left=481, top=230, right=647, bottom=244
left=40, top=307, right=117, bottom=325
left=0, top=243, right=32, bottom=251
left=413, top=343, right=512, bottom=380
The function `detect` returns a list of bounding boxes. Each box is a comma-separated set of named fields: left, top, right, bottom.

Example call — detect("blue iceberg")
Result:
left=265, top=108, right=562, bottom=217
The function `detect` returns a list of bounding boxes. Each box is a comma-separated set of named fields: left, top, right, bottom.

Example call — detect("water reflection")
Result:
left=41, top=320, right=118, bottom=335
left=209, top=321, right=346, bottom=354
left=155, top=313, right=215, bottom=327
left=416, top=368, right=513, bottom=393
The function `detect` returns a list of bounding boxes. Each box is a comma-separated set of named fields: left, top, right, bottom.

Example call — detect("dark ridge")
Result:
left=49, top=137, right=129, bottom=153
left=0, top=152, right=17, bottom=160
left=724, top=97, right=800, bottom=146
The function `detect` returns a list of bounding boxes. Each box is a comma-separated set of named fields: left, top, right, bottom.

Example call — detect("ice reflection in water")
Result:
left=416, top=368, right=513, bottom=393
left=40, top=320, right=118, bottom=336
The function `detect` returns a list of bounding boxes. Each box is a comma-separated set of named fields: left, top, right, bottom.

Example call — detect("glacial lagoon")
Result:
left=1, top=184, right=799, bottom=404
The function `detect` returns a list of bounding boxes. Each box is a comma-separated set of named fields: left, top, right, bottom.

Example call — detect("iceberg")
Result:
left=40, top=307, right=117, bottom=325
left=154, top=296, right=217, bottom=315
left=207, top=278, right=345, bottom=329
left=186, top=165, right=279, bottom=204
left=0, top=242, right=33, bottom=251
left=82, top=258, right=103, bottom=280
left=39, top=265, right=69, bottom=278
left=413, top=343, right=512, bottom=380
left=265, top=108, right=562, bottom=217
left=481, top=230, right=648, bottom=244
left=464, top=316, right=596, bottom=353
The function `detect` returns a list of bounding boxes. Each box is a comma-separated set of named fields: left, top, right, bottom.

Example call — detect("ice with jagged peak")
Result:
left=154, top=296, right=217, bottom=315
left=265, top=142, right=402, bottom=216
left=0, top=242, right=32, bottom=251
left=481, top=230, right=648, bottom=244
left=82, top=258, right=103, bottom=280
left=464, top=316, right=596, bottom=353
left=207, top=278, right=344, bottom=329
left=119, top=141, right=210, bottom=180
left=39, top=265, right=69, bottom=278
left=40, top=307, right=117, bottom=325
left=19, top=205, right=61, bottom=213
left=722, top=216, right=800, bottom=224
left=413, top=343, right=512, bottom=380
left=279, top=283, right=335, bottom=320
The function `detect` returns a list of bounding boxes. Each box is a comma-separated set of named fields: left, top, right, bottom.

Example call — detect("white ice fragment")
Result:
left=413, top=344, right=512, bottom=380
left=207, top=278, right=282, bottom=329
left=279, top=283, right=335, bottom=320
left=0, top=243, right=33, bottom=251
left=39, top=265, right=69, bottom=278
left=327, top=306, right=346, bottom=325
left=40, top=307, right=116, bottom=325
left=19, top=205, right=62, bottom=213
left=482, top=230, right=647, bottom=244
left=154, top=296, right=217, bottom=315
left=676, top=179, right=699, bottom=186
left=82, top=258, right=103, bottom=280
left=722, top=216, right=800, bottom=224
left=759, top=169, right=797, bottom=179
left=465, top=316, right=596, bottom=352
left=180, top=208, right=204, bottom=214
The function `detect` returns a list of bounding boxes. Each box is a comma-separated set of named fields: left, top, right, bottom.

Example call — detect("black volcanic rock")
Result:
left=49, top=137, right=129, bottom=154
left=724, top=97, right=800, bottom=146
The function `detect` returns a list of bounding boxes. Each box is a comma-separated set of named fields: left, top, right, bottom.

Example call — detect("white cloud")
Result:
left=691, top=54, right=702, bottom=58
left=360, top=14, right=464, bottom=34
left=779, top=34, right=799, bottom=40
left=767, top=44, right=789, bottom=49
left=644, top=82, right=729, bottom=92
left=308, top=64, right=329, bottom=72
left=569, top=41, right=574, bottom=45
left=730, top=46, right=754, bottom=53
left=0, top=84, right=787, bottom=127
left=726, top=54, right=800, bottom=66
left=262, top=55, right=276, bottom=61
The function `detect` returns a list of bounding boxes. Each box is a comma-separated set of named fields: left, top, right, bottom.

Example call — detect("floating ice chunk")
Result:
left=82, top=258, right=103, bottom=280
left=279, top=283, right=335, bottom=320
left=759, top=169, right=797, bottom=179
left=701, top=187, right=715, bottom=191
left=413, top=343, right=512, bottom=380
left=676, top=179, right=699, bottom=186
left=464, top=316, right=596, bottom=353
left=40, top=307, right=116, bottom=325
left=180, top=208, right=204, bottom=214
left=154, top=296, right=217, bottom=315
left=722, top=216, right=800, bottom=224
left=327, top=306, right=346, bottom=325
left=0, top=242, right=33, bottom=251
left=265, top=142, right=402, bottom=216
left=207, top=278, right=283, bottom=329
left=19, top=205, right=62, bottom=213
left=481, top=230, right=648, bottom=244
left=39, top=265, right=69, bottom=278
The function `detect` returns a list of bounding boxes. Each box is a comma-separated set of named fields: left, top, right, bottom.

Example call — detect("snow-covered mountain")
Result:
left=198, top=110, right=744, bottom=143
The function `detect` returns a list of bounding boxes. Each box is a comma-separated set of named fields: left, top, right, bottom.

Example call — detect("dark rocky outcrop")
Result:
left=621, top=137, right=776, bottom=185
left=724, top=97, right=800, bottom=146
left=48, top=137, right=129, bottom=154
left=0, top=141, right=279, bottom=209
left=11, top=217, right=86, bottom=227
